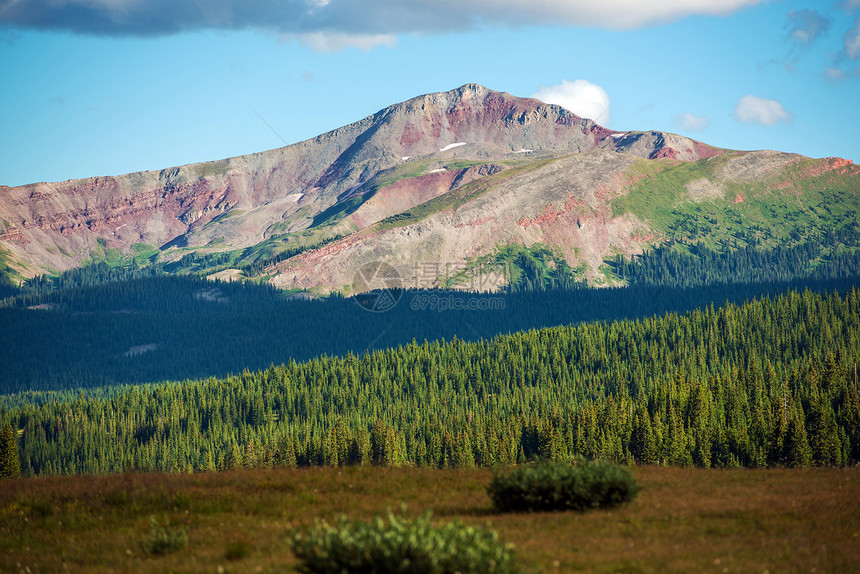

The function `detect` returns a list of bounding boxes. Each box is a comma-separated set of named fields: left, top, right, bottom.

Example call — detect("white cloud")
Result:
left=844, top=19, right=860, bottom=59
left=0, top=0, right=768, bottom=38
left=531, top=79, right=611, bottom=126
left=296, top=32, right=397, bottom=53
left=452, top=0, right=765, bottom=29
left=733, top=95, right=793, bottom=126
left=678, top=113, right=710, bottom=132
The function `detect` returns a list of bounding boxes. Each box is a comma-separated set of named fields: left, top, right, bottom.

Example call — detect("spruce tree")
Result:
left=808, top=396, right=842, bottom=466
left=0, top=422, right=21, bottom=479
left=225, top=443, right=241, bottom=470
left=201, top=448, right=216, bottom=472
left=784, top=403, right=812, bottom=468
left=242, top=439, right=257, bottom=468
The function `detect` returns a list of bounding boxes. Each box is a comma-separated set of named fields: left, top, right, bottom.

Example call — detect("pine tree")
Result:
left=323, top=431, right=339, bottom=467
left=370, top=421, right=399, bottom=467
left=689, top=380, right=713, bottom=468
left=631, top=409, right=657, bottom=465
left=452, top=432, right=475, bottom=468
left=840, top=386, right=860, bottom=462
left=784, top=402, right=812, bottom=468
left=349, top=429, right=371, bottom=466
left=332, top=418, right=351, bottom=465
left=382, top=426, right=400, bottom=467
left=277, top=436, right=298, bottom=468
left=224, top=442, right=241, bottom=470
left=201, top=448, right=216, bottom=472
left=0, top=422, right=21, bottom=479
left=808, top=395, right=842, bottom=466
left=537, top=423, right=564, bottom=461
left=242, top=439, right=258, bottom=468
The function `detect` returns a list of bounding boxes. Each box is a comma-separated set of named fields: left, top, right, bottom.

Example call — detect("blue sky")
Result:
left=1, top=0, right=859, bottom=187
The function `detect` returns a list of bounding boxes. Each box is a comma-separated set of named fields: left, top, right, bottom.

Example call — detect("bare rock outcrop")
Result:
left=0, top=84, right=725, bottom=277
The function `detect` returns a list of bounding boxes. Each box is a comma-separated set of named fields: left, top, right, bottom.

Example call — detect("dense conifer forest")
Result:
left=3, top=236, right=859, bottom=393
left=2, top=236, right=859, bottom=478
left=611, top=234, right=860, bottom=288
left=2, top=288, right=859, bottom=476
left=2, top=275, right=858, bottom=393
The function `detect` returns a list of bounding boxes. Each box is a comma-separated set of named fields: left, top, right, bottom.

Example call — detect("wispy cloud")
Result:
left=825, top=64, right=860, bottom=81
left=781, top=7, right=860, bottom=82
left=785, top=9, right=830, bottom=47
left=531, top=79, right=611, bottom=126
left=296, top=32, right=397, bottom=52
left=0, top=0, right=766, bottom=50
left=677, top=113, right=710, bottom=132
left=733, top=95, right=793, bottom=126
left=844, top=19, right=860, bottom=59
left=825, top=66, right=846, bottom=81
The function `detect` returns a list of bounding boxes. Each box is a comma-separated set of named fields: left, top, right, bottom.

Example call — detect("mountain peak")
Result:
left=1, top=84, right=729, bottom=278
left=452, top=82, right=491, bottom=94
left=308, top=83, right=614, bottom=190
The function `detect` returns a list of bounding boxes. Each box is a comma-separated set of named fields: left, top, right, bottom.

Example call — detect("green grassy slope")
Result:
left=611, top=154, right=859, bottom=250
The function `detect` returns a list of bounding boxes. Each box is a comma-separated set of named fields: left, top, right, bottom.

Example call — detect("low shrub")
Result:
left=141, top=516, right=188, bottom=555
left=488, top=459, right=639, bottom=513
left=289, top=509, right=522, bottom=574
left=224, top=537, right=252, bottom=561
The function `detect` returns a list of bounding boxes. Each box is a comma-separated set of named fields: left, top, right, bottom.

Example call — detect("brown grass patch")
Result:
left=1, top=466, right=858, bottom=573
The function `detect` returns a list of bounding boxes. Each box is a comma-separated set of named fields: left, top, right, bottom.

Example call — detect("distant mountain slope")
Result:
left=0, top=84, right=719, bottom=279
left=270, top=150, right=859, bottom=291
left=2, top=84, right=857, bottom=292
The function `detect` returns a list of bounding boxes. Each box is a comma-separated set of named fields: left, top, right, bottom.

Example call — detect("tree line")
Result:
left=2, top=272, right=858, bottom=394
left=2, top=288, right=858, bottom=477
left=611, top=235, right=860, bottom=288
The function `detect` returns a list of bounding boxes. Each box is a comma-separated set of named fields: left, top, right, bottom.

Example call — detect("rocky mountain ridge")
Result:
left=0, top=84, right=719, bottom=278
left=2, top=84, right=856, bottom=292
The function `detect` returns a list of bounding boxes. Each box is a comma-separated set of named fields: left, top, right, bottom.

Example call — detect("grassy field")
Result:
left=610, top=155, right=860, bottom=250
left=2, top=466, right=858, bottom=573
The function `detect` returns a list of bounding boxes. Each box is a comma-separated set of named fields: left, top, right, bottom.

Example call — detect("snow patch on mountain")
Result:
left=439, top=142, right=467, bottom=152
